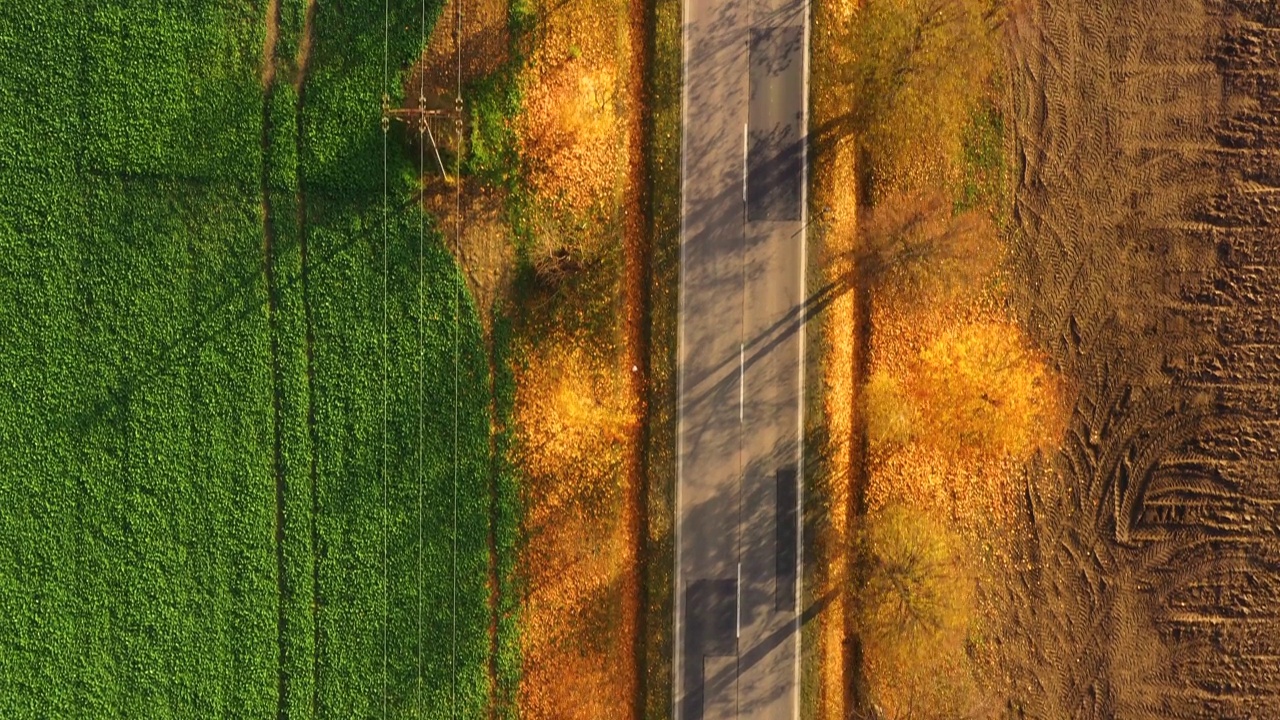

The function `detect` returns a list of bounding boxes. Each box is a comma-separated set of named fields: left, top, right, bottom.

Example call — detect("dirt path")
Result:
left=262, top=0, right=280, bottom=89
left=259, top=1, right=290, bottom=718
left=991, top=0, right=1280, bottom=716
left=295, top=0, right=315, bottom=91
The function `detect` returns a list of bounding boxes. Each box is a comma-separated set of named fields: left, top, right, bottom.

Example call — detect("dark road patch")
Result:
left=776, top=466, right=797, bottom=611
left=748, top=25, right=804, bottom=222
left=682, top=578, right=738, bottom=720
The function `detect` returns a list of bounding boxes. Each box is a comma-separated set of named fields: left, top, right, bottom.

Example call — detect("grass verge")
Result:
left=806, top=0, right=863, bottom=716
left=489, top=307, right=522, bottom=720
left=806, top=0, right=1030, bottom=717
left=640, top=0, right=681, bottom=713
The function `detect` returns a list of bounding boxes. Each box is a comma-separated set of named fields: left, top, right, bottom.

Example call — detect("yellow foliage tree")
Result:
left=866, top=320, right=1060, bottom=463
left=863, top=371, right=918, bottom=448
left=516, top=343, right=638, bottom=489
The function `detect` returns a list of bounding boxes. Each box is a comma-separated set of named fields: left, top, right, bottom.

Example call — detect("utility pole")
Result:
left=381, top=93, right=451, bottom=179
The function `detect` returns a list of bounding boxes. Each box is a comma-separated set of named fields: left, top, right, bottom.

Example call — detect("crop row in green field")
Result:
left=0, top=0, right=505, bottom=717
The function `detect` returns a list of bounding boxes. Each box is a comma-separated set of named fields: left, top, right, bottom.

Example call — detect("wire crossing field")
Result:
left=0, top=1, right=498, bottom=717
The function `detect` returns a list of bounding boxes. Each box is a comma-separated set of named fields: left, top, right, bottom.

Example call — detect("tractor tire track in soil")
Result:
left=994, top=0, right=1280, bottom=716
left=260, top=1, right=292, bottom=718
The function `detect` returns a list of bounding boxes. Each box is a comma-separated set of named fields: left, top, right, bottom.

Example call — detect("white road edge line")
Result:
left=796, top=0, right=811, bottom=716
left=674, top=0, right=689, bottom=711
left=743, top=122, right=748, bottom=206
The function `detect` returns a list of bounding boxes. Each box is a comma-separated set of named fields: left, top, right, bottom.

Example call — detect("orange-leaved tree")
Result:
left=516, top=342, right=637, bottom=489
left=866, top=320, right=1060, bottom=464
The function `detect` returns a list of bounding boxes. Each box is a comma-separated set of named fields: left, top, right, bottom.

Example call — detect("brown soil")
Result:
left=262, top=0, right=280, bottom=88
left=415, top=0, right=513, bottom=330
left=986, top=0, right=1280, bottom=716
left=417, top=0, right=509, bottom=103
left=424, top=181, right=514, bottom=331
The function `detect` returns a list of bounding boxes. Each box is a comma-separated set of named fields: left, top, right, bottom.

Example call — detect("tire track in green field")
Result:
left=293, top=2, right=322, bottom=716
left=261, top=1, right=292, bottom=718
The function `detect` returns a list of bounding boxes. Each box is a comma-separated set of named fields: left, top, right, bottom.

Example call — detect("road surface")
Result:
left=674, top=0, right=808, bottom=713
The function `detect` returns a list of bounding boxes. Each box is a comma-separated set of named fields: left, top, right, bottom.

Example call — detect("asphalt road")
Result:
left=674, top=0, right=807, bottom=714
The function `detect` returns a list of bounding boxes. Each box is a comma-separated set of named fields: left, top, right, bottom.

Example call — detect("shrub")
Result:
left=851, top=506, right=983, bottom=720
left=863, top=371, right=918, bottom=447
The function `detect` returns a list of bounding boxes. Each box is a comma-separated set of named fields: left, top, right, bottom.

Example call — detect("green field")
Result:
left=0, top=0, right=500, bottom=717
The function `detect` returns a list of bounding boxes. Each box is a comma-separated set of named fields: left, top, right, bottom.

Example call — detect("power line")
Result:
left=417, top=0, right=427, bottom=713
left=452, top=0, right=463, bottom=715
left=381, top=0, right=389, bottom=717
left=374, top=5, right=466, bottom=714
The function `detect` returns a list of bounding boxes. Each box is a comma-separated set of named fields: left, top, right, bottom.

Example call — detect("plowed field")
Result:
left=991, top=0, right=1280, bottom=716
